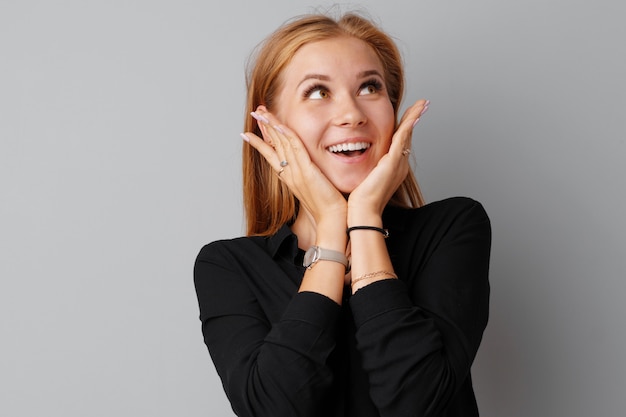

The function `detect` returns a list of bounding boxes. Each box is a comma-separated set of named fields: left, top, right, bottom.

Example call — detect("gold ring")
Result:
left=402, top=148, right=411, bottom=156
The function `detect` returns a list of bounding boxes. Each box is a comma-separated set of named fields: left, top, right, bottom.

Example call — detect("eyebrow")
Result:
left=297, top=70, right=384, bottom=88
left=297, top=74, right=330, bottom=88
left=358, top=69, right=384, bottom=79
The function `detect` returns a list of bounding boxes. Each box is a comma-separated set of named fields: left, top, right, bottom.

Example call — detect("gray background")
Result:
left=2, top=0, right=625, bottom=416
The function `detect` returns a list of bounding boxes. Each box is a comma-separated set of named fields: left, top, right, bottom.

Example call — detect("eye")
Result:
left=359, top=79, right=384, bottom=95
left=360, top=85, right=376, bottom=95
left=304, top=85, right=330, bottom=100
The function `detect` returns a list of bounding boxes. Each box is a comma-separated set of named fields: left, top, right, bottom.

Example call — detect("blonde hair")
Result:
left=243, top=13, right=424, bottom=236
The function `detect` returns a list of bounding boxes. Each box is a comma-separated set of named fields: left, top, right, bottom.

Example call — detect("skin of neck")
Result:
left=290, top=208, right=318, bottom=251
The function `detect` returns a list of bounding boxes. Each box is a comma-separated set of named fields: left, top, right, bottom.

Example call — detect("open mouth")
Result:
left=327, top=141, right=370, bottom=157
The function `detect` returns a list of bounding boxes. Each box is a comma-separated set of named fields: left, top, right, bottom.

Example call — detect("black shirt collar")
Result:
left=267, top=223, right=300, bottom=260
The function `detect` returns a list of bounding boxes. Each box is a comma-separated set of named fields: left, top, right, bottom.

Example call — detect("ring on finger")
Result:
left=277, top=168, right=284, bottom=176
left=280, top=160, right=289, bottom=167
left=402, top=148, right=411, bottom=156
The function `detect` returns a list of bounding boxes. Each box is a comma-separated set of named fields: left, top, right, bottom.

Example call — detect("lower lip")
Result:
left=328, top=148, right=370, bottom=163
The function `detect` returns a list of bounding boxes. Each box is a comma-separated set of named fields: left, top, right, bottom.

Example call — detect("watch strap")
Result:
left=304, top=246, right=349, bottom=269
left=317, top=247, right=349, bottom=267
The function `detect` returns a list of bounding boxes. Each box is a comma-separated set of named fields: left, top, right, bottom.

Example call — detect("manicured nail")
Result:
left=250, top=111, right=269, bottom=124
left=412, top=117, right=421, bottom=127
left=240, top=133, right=250, bottom=142
left=273, top=125, right=285, bottom=134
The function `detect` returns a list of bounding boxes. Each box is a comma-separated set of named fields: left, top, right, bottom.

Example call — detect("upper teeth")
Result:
left=328, top=142, right=370, bottom=153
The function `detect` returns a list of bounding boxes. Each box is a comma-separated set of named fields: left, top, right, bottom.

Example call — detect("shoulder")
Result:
left=196, top=223, right=295, bottom=266
left=386, top=197, right=489, bottom=231
left=195, top=235, right=268, bottom=267
left=421, top=196, right=487, bottom=216
left=193, top=235, right=271, bottom=304
left=422, top=196, right=490, bottom=225
left=384, top=197, right=491, bottom=258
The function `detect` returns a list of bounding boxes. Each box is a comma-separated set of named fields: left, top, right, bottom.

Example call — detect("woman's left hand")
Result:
left=348, top=99, right=429, bottom=219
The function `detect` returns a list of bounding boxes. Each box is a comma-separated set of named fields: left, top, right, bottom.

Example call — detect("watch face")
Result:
left=303, top=246, right=318, bottom=268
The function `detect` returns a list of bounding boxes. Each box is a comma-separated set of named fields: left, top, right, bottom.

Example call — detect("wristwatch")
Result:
left=303, top=246, right=349, bottom=270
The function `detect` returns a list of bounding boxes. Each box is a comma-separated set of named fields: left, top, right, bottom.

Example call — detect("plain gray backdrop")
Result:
left=2, top=0, right=625, bottom=416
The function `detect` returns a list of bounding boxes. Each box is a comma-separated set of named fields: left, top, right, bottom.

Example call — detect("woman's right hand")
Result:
left=245, top=107, right=349, bottom=302
left=242, top=106, right=348, bottom=229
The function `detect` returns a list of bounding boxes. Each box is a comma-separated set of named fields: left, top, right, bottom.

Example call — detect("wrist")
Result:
left=347, top=225, right=389, bottom=238
left=347, top=214, right=382, bottom=229
left=347, top=202, right=383, bottom=225
left=351, top=270, right=397, bottom=293
left=303, top=246, right=349, bottom=270
left=315, top=218, right=348, bottom=251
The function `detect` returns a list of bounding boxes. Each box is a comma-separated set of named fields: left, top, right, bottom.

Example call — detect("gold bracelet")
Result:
left=351, top=270, right=397, bottom=286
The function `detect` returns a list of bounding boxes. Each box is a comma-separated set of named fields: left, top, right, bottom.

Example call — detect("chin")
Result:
left=329, top=171, right=370, bottom=195
left=334, top=180, right=363, bottom=195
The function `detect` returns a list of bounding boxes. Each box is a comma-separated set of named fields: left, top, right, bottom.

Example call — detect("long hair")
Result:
left=243, top=13, right=424, bottom=236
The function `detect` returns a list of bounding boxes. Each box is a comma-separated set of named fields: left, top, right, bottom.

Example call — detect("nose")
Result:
left=334, top=95, right=367, bottom=127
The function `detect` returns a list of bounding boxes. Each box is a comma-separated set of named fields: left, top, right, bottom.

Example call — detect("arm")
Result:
left=350, top=199, right=491, bottom=416
left=194, top=241, right=341, bottom=417
left=245, top=108, right=349, bottom=304
left=347, top=99, right=428, bottom=292
left=344, top=100, right=490, bottom=416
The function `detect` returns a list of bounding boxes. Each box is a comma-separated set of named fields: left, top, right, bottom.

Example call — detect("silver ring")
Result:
left=402, top=148, right=411, bottom=156
left=280, top=160, right=289, bottom=167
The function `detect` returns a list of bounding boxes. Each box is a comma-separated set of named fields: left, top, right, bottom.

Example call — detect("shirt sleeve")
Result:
left=349, top=198, right=491, bottom=417
left=194, top=241, right=341, bottom=417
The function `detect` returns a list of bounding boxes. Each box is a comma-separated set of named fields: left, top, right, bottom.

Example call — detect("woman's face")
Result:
left=272, top=36, right=395, bottom=194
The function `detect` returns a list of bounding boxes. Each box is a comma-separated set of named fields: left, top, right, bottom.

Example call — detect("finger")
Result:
left=391, top=99, right=429, bottom=156
left=251, top=108, right=288, bottom=151
left=251, top=107, right=298, bottom=156
left=398, top=99, right=429, bottom=128
left=249, top=109, right=296, bottom=176
left=254, top=108, right=310, bottom=169
left=250, top=110, right=278, bottom=149
left=241, top=131, right=283, bottom=173
left=246, top=114, right=308, bottom=188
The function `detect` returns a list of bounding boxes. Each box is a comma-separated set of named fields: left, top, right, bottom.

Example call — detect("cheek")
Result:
left=285, top=112, right=325, bottom=151
left=378, top=104, right=396, bottom=146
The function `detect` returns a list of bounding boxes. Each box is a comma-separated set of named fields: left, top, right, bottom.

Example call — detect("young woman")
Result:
left=194, top=12, right=491, bottom=417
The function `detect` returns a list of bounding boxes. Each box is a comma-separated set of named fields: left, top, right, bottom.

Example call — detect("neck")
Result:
left=290, top=209, right=317, bottom=250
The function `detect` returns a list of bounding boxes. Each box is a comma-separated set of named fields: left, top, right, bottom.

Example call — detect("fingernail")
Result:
left=273, top=125, right=285, bottom=134
left=250, top=111, right=269, bottom=124
left=240, top=133, right=250, bottom=142
left=412, top=118, right=420, bottom=127
left=421, top=106, right=429, bottom=116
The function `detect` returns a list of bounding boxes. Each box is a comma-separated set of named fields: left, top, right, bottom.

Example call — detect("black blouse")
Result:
left=194, top=197, right=491, bottom=417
